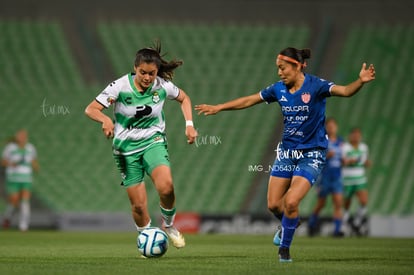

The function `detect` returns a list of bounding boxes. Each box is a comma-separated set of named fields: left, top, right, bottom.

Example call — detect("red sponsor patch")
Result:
left=301, top=92, right=311, bottom=104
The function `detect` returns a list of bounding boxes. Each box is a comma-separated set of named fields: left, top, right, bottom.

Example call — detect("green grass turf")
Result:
left=0, top=231, right=413, bottom=274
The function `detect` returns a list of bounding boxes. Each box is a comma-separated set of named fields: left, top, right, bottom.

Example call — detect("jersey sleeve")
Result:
left=29, top=144, right=38, bottom=160
left=162, top=80, right=180, bottom=99
left=341, top=143, right=350, bottom=159
left=259, top=83, right=278, bottom=103
left=360, top=143, right=369, bottom=164
left=1, top=144, right=12, bottom=160
left=95, top=80, right=121, bottom=108
left=317, top=78, right=335, bottom=98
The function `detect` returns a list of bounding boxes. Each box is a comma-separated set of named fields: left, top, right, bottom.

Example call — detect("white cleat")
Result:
left=164, top=226, right=185, bottom=248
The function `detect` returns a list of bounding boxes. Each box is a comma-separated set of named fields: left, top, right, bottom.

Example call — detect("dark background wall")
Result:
left=1, top=0, right=412, bottom=82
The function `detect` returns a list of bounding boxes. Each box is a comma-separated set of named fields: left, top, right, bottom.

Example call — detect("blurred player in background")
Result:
left=196, top=47, right=375, bottom=262
left=342, top=127, right=371, bottom=235
left=85, top=42, right=197, bottom=248
left=308, top=117, right=344, bottom=237
left=1, top=129, right=39, bottom=231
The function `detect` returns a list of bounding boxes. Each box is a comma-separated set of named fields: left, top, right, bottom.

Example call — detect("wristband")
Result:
left=185, top=120, right=194, bottom=127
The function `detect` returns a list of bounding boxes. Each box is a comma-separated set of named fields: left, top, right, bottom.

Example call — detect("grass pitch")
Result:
left=0, top=231, right=413, bottom=274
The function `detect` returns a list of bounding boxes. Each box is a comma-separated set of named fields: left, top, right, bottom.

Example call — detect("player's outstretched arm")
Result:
left=85, top=100, right=114, bottom=139
left=195, top=93, right=263, bottom=116
left=175, top=89, right=198, bottom=144
left=331, top=63, right=376, bottom=97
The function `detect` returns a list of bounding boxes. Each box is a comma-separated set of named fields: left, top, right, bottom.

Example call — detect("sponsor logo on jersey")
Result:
left=125, top=97, right=132, bottom=105
left=279, top=95, right=288, bottom=102
left=152, top=92, right=160, bottom=103
left=134, top=105, right=152, bottom=119
left=301, top=92, right=311, bottom=104
left=107, top=96, right=116, bottom=105
left=281, top=105, right=309, bottom=112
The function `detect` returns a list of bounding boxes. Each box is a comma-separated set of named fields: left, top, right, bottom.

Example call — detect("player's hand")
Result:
left=102, top=118, right=114, bottom=139
left=185, top=126, right=198, bottom=144
left=195, top=104, right=220, bottom=116
left=359, top=63, right=375, bottom=83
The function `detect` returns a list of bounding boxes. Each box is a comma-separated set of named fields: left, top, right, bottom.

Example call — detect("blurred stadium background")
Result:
left=0, top=0, right=413, bottom=236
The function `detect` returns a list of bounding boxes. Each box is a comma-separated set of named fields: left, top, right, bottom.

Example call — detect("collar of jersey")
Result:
left=128, top=73, right=154, bottom=96
left=286, top=73, right=308, bottom=95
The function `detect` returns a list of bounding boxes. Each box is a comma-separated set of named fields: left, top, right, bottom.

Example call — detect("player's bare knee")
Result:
left=284, top=198, right=299, bottom=214
left=131, top=202, right=146, bottom=215
left=158, top=182, right=174, bottom=198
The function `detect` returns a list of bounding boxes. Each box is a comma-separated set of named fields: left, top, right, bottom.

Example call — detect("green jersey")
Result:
left=342, top=142, right=369, bottom=186
left=96, top=74, right=180, bottom=155
left=2, top=142, right=37, bottom=183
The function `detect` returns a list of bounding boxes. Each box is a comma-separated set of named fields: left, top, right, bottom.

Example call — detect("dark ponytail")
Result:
left=135, top=41, right=183, bottom=81
left=298, top=49, right=311, bottom=60
left=278, top=47, right=311, bottom=68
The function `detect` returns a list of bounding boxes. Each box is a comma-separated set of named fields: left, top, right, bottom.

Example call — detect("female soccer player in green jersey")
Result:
left=342, top=127, right=371, bottom=235
left=85, top=43, right=198, bottom=248
left=1, top=129, right=39, bottom=231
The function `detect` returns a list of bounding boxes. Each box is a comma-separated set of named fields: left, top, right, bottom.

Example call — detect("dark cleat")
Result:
left=278, top=247, right=293, bottom=263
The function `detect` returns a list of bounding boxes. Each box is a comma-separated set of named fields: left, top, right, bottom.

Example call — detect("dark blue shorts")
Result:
left=317, top=177, right=343, bottom=198
left=270, top=143, right=327, bottom=186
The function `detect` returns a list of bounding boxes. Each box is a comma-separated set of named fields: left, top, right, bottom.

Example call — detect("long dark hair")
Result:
left=134, top=41, right=183, bottom=81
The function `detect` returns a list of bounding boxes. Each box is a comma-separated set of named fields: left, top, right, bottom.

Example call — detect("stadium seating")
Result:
left=0, top=20, right=127, bottom=213
left=0, top=20, right=84, bottom=91
left=1, top=19, right=412, bottom=218
left=0, top=20, right=310, bottom=215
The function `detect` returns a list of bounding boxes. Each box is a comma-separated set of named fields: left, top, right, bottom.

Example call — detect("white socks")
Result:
left=354, top=206, right=367, bottom=226
left=135, top=219, right=151, bottom=233
left=134, top=205, right=177, bottom=232
left=19, top=200, right=30, bottom=231
left=4, top=201, right=30, bottom=231
left=160, top=205, right=176, bottom=228
left=3, top=204, right=16, bottom=220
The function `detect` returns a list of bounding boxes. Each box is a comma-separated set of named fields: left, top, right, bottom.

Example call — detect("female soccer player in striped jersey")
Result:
left=342, top=127, right=371, bottom=235
left=85, top=43, right=198, bottom=248
left=1, top=129, right=39, bottom=231
left=196, top=47, right=375, bottom=262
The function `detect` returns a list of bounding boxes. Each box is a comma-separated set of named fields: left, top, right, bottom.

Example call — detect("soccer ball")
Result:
left=137, top=227, right=169, bottom=257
